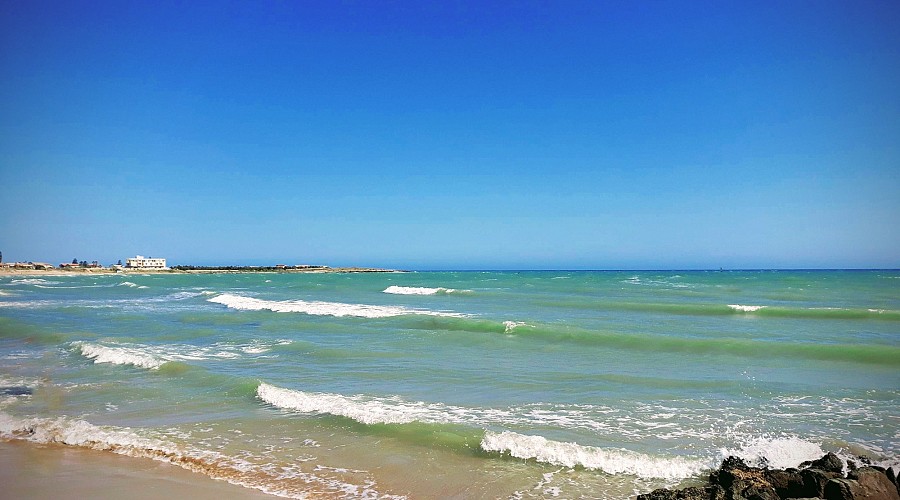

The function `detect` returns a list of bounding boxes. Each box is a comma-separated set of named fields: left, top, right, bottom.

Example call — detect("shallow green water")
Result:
left=1, top=270, right=897, bottom=498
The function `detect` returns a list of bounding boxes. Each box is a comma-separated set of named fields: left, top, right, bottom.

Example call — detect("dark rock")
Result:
left=822, top=468, right=900, bottom=500
left=803, top=469, right=843, bottom=498
left=808, top=453, right=845, bottom=474
left=849, top=465, right=888, bottom=481
left=743, top=484, right=780, bottom=500
left=712, top=457, right=751, bottom=484
left=767, top=469, right=806, bottom=498
left=885, top=467, right=896, bottom=485
left=887, top=467, right=899, bottom=496
left=708, top=485, right=727, bottom=500
left=852, top=467, right=900, bottom=500
left=636, top=486, right=709, bottom=500
left=824, top=479, right=855, bottom=500
left=0, top=386, right=32, bottom=396
left=847, top=461, right=858, bottom=471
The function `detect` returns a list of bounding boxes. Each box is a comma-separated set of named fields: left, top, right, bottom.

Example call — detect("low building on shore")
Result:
left=125, top=255, right=167, bottom=269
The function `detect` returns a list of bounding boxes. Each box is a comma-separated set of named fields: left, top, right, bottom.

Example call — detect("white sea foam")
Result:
left=382, top=286, right=469, bottom=295
left=258, top=383, right=443, bottom=424
left=481, top=430, right=709, bottom=480
left=256, top=383, right=694, bottom=438
left=8, top=278, right=60, bottom=285
left=503, top=321, right=530, bottom=333
left=79, top=343, right=166, bottom=369
left=209, top=293, right=468, bottom=318
left=719, top=435, right=827, bottom=469
left=727, top=304, right=766, bottom=312
left=0, top=411, right=178, bottom=453
left=77, top=340, right=284, bottom=370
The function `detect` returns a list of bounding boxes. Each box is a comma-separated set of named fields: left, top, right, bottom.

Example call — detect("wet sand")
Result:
left=0, top=440, right=275, bottom=499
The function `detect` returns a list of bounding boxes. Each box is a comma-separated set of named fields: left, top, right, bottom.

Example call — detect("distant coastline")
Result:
left=0, top=265, right=402, bottom=275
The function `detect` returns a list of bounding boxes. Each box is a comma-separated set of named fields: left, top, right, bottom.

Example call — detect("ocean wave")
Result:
left=727, top=304, right=766, bottom=312
left=209, top=293, right=468, bottom=318
left=117, top=281, right=149, bottom=289
left=258, top=382, right=450, bottom=425
left=77, top=340, right=288, bottom=370
left=78, top=342, right=167, bottom=369
left=543, top=299, right=900, bottom=321
left=481, top=430, right=709, bottom=480
left=257, top=383, right=710, bottom=480
left=502, top=321, right=532, bottom=333
left=394, top=316, right=899, bottom=366
left=257, top=382, right=592, bottom=431
left=7, top=278, right=61, bottom=285
left=382, top=286, right=471, bottom=296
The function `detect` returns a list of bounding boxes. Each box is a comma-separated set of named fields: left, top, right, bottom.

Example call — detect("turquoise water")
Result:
left=1, top=270, right=898, bottom=498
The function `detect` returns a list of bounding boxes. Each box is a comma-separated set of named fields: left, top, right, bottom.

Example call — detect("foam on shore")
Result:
left=0, top=412, right=397, bottom=499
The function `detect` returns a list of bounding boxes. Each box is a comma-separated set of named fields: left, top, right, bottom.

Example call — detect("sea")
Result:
left=0, top=270, right=897, bottom=499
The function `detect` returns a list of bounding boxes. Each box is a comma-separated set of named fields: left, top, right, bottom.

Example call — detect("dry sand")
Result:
left=0, top=440, right=275, bottom=499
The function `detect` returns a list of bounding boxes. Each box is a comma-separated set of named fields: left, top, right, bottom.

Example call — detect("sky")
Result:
left=1, top=1, right=898, bottom=270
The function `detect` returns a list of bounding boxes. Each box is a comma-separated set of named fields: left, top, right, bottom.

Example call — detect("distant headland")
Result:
left=0, top=252, right=400, bottom=274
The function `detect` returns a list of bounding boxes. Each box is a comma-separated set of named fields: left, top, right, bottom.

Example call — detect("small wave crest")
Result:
left=503, top=321, right=531, bottom=333
left=77, top=340, right=286, bottom=370
left=79, top=342, right=166, bottom=369
left=382, top=286, right=470, bottom=295
left=7, top=278, right=62, bottom=285
left=481, top=430, right=709, bottom=480
left=209, top=293, right=468, bottom=318
left=728, top=304, right=766, bottom=312
left=117, top=281, right=149, bottom=289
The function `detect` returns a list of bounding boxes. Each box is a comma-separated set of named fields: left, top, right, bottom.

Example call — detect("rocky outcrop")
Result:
left=637, top=454, right=900, bottom=500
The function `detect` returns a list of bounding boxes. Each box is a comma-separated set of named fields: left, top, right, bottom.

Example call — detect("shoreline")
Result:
left=0, top=440, right=275, bottom=499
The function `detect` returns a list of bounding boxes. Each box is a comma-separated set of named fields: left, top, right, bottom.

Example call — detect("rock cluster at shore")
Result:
left=638, top=453, right=900, bottom=500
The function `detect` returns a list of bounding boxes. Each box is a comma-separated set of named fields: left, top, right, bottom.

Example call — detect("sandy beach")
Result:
left=0, top=440, right=274, bottom=499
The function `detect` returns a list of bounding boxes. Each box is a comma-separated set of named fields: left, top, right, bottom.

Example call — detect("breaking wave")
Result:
left=77, top=340, right=290, bottom=370
left=79, top=342, right=166, bottom=369
left=209, top=293, right=468, bottom=318
left=543, top=299, right=900, bottom=321
left=382, top=286, right=470, bottom=295
left=256, top=383, right=711, bottom=480
left=7, top=278, right=61, bottom=285
left=481, top=430, right=709, bottom=480
left=727, top=304, right=766, bottom=312
left=390, top=317, right=899, bottom=366
left=719, top=435, right=827, bottom=469
left=117, top=281, right=148, bottom=289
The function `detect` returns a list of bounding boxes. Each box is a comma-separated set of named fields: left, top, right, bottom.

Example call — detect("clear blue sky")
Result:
left=2, top=1, right=898, bottom=269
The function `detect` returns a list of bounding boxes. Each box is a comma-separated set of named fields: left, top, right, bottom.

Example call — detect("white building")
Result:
left=125, top=255, right=167, bottom=269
